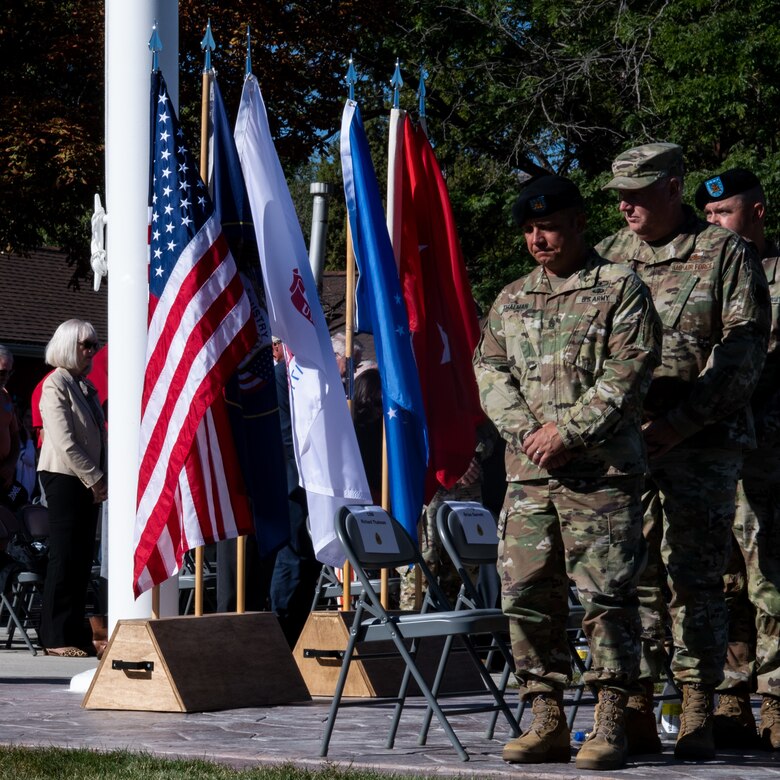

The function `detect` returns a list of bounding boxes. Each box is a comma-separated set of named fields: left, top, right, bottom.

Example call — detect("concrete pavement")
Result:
left=2, top=639, right=780, bottom=779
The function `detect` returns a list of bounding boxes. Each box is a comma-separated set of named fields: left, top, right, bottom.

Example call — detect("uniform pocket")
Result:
left=505, top=309, right=541, bottom=376
left=563, top=308, right=601, bottom=374
left=658, top=273, right=699, bottom=331
left=605, top=500, right=645, bottom=593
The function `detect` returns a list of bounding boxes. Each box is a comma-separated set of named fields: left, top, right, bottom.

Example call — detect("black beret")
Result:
left=695, top=168, right=762, bottom=210
left=512, top=175, right=584, bottom=226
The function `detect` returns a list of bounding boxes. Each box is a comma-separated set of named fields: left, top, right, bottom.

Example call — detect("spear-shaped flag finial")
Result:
left=201, top=18, right=216, bottom=73
left=245, top=25, right=252, bottom=76
left=391, top=59, right=403, bottom=109
left=346, top=55, right=358, bottom=101
left=149, top=21, right=163, bottom=73
left=418, top=65, right=428, bottom=119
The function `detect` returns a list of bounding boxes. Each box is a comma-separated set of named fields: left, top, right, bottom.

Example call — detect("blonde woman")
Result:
left=37, top=319, right=106, bottom=657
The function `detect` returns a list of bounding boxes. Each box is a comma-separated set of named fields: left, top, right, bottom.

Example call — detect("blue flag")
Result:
left=340, top=99, right=428, bottom=539
left=210, top=75, right=290, bottom=558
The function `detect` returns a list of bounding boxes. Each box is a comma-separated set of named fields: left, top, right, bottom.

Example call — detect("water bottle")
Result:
left=660, top=683, right=681, bottom=737
left=573, top=730, right=589, bottom=744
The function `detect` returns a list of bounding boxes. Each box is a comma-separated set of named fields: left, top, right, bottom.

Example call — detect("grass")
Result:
left=0, top=746, right=429, bottom=780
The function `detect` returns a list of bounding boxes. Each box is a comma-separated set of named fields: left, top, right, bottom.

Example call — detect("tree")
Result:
left=0, top=0, right=392, bottom=280
left=3, top=1, right=780, bottom=305
left=0, top=1, right=103, bottom=282
left=349, top=0, right=780, bottom=304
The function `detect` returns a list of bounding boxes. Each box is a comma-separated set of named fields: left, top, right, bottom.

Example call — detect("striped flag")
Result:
left=234, top=74, right=371, bottom=566
left=133, top=69, right=257, bottom=597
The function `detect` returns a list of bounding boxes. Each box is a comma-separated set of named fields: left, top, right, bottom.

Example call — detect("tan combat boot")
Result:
left=575, top=687, right=629, bottom=771
left=674, top=683, right=715, bottom=760
left=625, top=678, right=662, bottom=754
left=713, top=685, right=758, bottom=748
left=502, top=690, right=570, bottom=764
left=760, top=695, right=780, bottom=750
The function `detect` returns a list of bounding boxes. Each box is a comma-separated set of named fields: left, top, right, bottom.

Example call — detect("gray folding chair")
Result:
left=423, top=500, right=516, bottom=743
left=310, top=564, right=401, bottom=611
left=438, top=500, right=599, bottom=729
left=320, top=505, right=519, bottom=762
left=0, top=505, right=47, bottom=654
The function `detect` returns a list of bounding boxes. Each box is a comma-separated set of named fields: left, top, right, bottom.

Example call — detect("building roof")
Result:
left=0, top=248, right=107, bottom=357
left=0, top=251, right=371, bottom=360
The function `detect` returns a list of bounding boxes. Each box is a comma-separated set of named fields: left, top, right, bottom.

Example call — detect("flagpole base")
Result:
left=83, top=612, right=310, bottom=711
left=292, top=610, right=484, bottom=698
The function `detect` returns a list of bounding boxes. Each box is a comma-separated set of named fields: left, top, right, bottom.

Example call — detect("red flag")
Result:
left=133, top=70, right=256, bottom=597
left=399, top=115, right=483, bottom=498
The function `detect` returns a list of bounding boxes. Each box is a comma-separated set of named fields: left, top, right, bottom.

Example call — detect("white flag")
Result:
left=234, top=74, right=371, bottom=566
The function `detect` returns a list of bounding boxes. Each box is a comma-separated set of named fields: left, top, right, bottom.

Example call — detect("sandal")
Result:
left=44, top=646, right=89, bottom=658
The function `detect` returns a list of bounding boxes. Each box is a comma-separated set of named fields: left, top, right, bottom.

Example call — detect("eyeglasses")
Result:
left=79, top=340, right=100, bottom=351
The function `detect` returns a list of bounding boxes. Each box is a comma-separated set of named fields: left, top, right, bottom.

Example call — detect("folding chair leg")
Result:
left=319, top=624, right=362, bottom=758
left=460, top=635, right=520, bottom=736
left=387, top=638, right=420, bottom=749
left=418, top=632, right=519, bottom=751
left=391, top=635, right=470, bottom=761
left=417, top=633, right=456, bottom=745
left=2, top=593, right=37, bottom=655
left=485, top=644, right=514, bottom=740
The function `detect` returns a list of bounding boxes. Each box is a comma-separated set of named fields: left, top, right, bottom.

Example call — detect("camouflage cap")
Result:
left=694, top=168, right=762, bottom=210
left=602, top=143, right=684, bottom=191
left=512, top=175, right=584, bottom=225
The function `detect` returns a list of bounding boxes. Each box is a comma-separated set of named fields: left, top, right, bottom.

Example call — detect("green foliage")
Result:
left=0, top=1, right=103, bottom=283
left=4, top=0, right=780, bottom=296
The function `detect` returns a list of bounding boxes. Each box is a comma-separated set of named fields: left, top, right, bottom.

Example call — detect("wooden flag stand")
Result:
left=292, top=610, right=484, bottom=698
left=83, top=612, right=310, bottom=712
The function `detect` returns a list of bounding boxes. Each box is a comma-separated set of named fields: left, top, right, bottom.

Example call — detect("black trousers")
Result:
left=38, top=472, right=99, bottom=649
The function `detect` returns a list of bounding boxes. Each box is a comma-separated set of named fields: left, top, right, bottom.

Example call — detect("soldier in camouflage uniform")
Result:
left=597, top=144, right=771, bottom=761
left=474, top=175, right=661, bottom=771
left=696, top=168, right=780, bottom=750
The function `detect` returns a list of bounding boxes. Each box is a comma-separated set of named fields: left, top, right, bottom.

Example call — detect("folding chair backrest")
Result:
left=337, top=505, right=453, bottom=612
left=437, top=501, right=498, bottom=566
left=337, top=505, right=418, bottom=571
left=21, top=504, right=49, bottom=540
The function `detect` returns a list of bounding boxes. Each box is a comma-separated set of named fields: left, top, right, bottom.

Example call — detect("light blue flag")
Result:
left=340, top=99, right=429, bottom=540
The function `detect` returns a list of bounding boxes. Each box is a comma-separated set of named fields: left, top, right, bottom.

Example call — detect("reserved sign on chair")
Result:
left=447, top=501, right=498, bottom=545
left=352, top=506, right=400, bottom=554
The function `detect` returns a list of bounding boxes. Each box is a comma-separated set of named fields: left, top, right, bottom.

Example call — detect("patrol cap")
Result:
left=512, top=175, right=584, bottom=226
left=694, top=168, right=762, bottom=210
left=602, top=143, right=684, bottom=191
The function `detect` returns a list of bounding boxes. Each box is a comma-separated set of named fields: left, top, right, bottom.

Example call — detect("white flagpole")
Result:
left=105, top=0, right=179, bottom=633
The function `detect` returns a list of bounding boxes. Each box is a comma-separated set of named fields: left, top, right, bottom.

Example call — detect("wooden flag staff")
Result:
left=342, top=223, right=356, bottom=607
left=189, top=21, right=217, bottom=619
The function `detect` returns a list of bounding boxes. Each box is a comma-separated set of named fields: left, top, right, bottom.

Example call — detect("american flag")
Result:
left=133, top=70, right=257, bottom=597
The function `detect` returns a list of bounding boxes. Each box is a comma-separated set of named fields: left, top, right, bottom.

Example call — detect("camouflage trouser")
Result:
left=636, top=449, right=740, bottom=686
left=398, top=482, right=482, bottom=611
left=720, top=450, right=780, bottom=696
left=636, top=489, right=669, bottom=681
left=499, top=476, right=644, bottom=697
